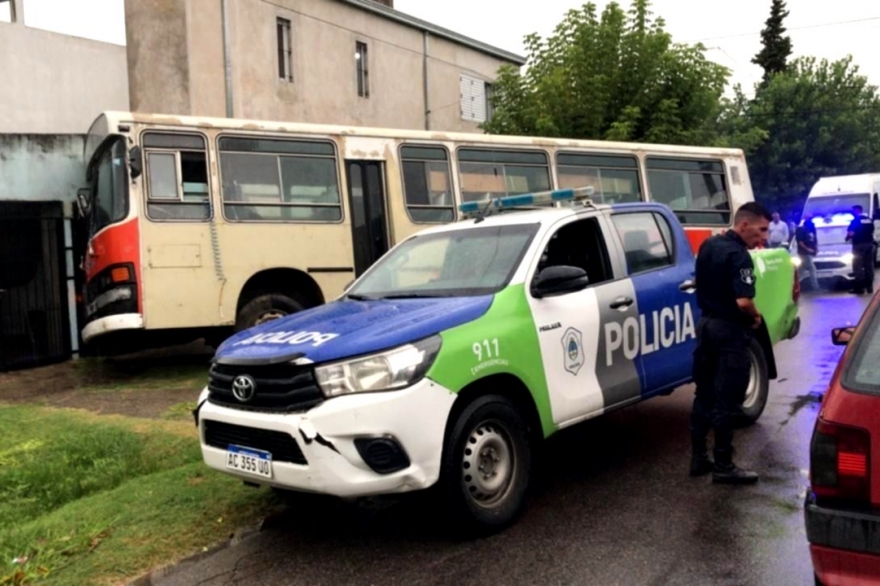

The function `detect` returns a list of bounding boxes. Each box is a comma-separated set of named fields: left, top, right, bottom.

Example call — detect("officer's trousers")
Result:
left=852, top=243, right=875, bottom=292
left=690, top=317, right=752, bottom=466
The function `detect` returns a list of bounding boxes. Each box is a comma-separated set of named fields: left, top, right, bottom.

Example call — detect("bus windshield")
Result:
left=347, top=223, right=540, bottom=299
left=89, top=137, right=128, bottom=236
left=803, top=193, right=869, bottom=220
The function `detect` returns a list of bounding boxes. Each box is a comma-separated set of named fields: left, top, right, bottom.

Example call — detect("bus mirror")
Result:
left=129, top=146, right=143, bottom=179
left=76, top=188, right=91, bottom=217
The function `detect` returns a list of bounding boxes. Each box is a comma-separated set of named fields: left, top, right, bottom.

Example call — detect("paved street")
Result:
left=156, top=289, right=873, bottom=586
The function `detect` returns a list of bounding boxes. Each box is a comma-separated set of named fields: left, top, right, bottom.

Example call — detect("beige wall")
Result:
left=125, top=0, right=516, bottom=132
left=0, top=2, right=129, bottom=133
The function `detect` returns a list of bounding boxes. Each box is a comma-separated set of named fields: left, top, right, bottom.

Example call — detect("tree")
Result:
left=482, top=0, right=730, bottom=145
left=752, top=0, right=793, bottom=84
left=737, top=56, right=880, bottom=218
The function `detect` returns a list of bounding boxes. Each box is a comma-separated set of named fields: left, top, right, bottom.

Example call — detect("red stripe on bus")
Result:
left=84, top=218, right=143, bottom=313
left=684, top=228, right=714, bottom=254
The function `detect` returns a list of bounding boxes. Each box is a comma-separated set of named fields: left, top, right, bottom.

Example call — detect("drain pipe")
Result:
left=221, top=0, right=234, bottom=118
left=423, top=30, right=429, bottom=130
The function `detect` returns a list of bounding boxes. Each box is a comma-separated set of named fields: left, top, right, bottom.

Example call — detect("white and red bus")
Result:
left=78, top=111, right=754, bottom=353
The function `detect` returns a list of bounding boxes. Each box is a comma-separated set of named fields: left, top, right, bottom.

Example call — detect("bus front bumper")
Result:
left=81, top=313, right=145, bottom=344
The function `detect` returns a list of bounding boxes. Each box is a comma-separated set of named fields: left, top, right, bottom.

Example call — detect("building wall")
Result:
left=0, top=0, right=129, bottom=134
left=0, top=134, right=85, bottom=204
left=124, top=0, right=516, bottom=132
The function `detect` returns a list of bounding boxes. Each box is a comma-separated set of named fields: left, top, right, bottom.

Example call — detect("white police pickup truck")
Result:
left=194, top=188, right=797, bottom=531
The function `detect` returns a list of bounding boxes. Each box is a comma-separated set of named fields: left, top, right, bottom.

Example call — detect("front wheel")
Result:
left=235, top=293, right=303, bottom=332
left=440, top=395, right=531, bottom=534
left=736, top=338, right=769, bottom=427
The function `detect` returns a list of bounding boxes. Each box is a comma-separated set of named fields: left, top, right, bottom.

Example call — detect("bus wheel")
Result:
left=440, top=395, right=531, bottom=534
left=736, top=338, right=769, bottom=427
left=235, top=294, right=303, bottom=332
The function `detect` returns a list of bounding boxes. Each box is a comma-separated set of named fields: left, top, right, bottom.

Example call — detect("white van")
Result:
left=791, top=174, right=880, bottom=287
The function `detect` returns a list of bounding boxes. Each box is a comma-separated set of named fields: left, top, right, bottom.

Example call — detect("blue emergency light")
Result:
left=458, top=186, right=595, bottom=215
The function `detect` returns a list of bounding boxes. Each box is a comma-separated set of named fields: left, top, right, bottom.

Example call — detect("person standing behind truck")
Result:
left=846, top=204, right=875, bottom=294
left=768, top=212, right=790, bottom=248
left=796, top=215, right=820, bottom=292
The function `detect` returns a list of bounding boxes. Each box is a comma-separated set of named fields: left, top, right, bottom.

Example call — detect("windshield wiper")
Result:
left=345, top=293, right=377, bottom=301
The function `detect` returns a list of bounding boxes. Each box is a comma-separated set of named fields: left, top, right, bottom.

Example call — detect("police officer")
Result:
left=846, top=204, right=875, bottom=295
left=690, top=202, right=771, bottom=485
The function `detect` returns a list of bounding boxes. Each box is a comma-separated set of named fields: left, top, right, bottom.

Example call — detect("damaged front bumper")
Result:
left=196, top=378, right=456, bottom=498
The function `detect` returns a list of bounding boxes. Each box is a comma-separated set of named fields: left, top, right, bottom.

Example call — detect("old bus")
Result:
left=78, top=111, right=753, bottom=353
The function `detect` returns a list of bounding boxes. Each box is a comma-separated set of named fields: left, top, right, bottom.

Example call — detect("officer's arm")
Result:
left=732, top=253, right=761, bottom=327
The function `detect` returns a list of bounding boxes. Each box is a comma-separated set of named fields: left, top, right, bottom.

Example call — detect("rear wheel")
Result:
left=440, top=395, right=531, bottom=534
left=737, top=338, right=769, bottom=427
left=235, top=293, right=303, bottom=332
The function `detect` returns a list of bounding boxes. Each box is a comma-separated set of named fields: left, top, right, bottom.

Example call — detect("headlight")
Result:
left=791, top=256, right=802, bottom=267
left=315, top=335, right=442, bottom=397
left=842, top=253, right=855, bottom=265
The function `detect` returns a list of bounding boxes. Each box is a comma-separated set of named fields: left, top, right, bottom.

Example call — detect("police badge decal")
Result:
left=740, top=268, right=755, bottom=285
left=561, top=328, right=585, bottom=375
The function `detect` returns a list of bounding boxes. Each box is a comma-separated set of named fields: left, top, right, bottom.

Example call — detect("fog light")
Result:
left=354, top=437, right=411, bottom=474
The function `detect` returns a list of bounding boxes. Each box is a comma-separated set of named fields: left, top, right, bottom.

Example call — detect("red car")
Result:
left=807, top=293, right=880, bottom=585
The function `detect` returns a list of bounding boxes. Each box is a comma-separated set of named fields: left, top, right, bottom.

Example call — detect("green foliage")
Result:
left=482, top=0, right=729, bottom=145
left=752, top=0, right=793, bottom=84
left=731, top=56, right=880, bottom=218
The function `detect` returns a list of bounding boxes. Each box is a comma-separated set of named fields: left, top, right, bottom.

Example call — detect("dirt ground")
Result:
left=0, top=341, right=215, bottom=419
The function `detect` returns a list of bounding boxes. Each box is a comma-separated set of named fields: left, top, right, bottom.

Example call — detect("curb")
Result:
left=127, top=512, right=285, bottom=586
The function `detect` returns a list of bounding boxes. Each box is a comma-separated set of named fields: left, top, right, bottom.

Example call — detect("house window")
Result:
left=356, top=41, right=369, bottom=98
left=461, top=75, right=492, bottom=123
left=277, top=17, right=292, bottom=82
left=0, top=0, right=14, bottom=23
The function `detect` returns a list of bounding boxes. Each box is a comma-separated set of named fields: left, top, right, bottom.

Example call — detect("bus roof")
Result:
left=88, top=111, right=748, bottom=159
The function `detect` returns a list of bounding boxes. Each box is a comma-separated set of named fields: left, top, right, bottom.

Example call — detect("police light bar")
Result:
left=458, top=186, right=595, bottom=215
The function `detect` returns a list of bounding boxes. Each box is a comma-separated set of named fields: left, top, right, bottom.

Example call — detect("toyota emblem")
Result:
left=231, top=375, right=257, bottom=402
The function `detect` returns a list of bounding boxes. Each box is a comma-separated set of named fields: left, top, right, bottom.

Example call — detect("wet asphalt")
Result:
left=153, top=288, right=873, bottom=586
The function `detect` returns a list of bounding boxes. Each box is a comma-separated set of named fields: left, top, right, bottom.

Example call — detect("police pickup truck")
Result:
left=194, top=188, right=799, bottom=531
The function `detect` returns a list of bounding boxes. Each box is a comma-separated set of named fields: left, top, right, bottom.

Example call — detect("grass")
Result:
left=71, top=359, right=208, bottom=393
left=0, top=405, right=282, bottom=586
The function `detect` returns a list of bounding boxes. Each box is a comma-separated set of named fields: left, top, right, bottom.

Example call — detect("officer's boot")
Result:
left=689, top=433, right=713, bottom=477
left=712, top=446, right=758, bottom=485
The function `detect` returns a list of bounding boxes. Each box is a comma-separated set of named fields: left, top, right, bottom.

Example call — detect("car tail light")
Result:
left=810, top=418, right=870, bottom=503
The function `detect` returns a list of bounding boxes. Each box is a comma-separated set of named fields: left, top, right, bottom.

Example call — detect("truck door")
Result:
left=608, top=209, right=698, bottom=396
left=526, top=215, right=645, bottom=427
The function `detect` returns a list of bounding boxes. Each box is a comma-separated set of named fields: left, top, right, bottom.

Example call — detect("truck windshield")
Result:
left=347, top=223, right=540, bottom=299
left=89, top=137, right=128, bottom=236
left=803, top=194, right=869, bottom=220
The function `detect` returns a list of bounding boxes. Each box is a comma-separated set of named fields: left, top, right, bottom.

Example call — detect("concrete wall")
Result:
left=0, top=1, right=129, bottom=134
left=0, top=134, right=85, bottom=204
left=125, top=0, right=514, bottom=132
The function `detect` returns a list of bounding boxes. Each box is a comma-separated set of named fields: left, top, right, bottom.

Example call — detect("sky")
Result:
left=13, top=0, right=880, bottom=98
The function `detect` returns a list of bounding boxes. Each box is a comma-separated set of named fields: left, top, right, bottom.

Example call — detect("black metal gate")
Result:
left=0, top=202, right=71, bottom=371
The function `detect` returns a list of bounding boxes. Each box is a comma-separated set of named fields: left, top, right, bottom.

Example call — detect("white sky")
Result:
left=15, top=0, right=880, bottom=98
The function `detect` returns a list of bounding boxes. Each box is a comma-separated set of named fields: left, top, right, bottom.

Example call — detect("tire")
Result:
left=736, top=338, right=769, bottom=427
left=440, top=395, right=532, bottom=534
left=235, top=293, right=303, bottom=332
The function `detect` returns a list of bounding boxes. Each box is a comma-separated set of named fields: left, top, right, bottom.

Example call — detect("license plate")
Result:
left=226, top=445, right=273, bottom=479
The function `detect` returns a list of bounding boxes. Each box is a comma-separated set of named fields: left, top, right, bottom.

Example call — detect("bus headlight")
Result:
left=315, top=335, right=442, bottom=397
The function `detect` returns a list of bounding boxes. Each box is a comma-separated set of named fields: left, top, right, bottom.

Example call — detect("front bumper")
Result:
left=197, top=378, right=457, bottom=498
left=805, top=491, right=880, bottom=584
left=81, top=313, right=144, bottom=343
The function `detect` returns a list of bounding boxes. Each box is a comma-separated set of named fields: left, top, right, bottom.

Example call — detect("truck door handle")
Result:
left=679, top=279, right=696, bottom=293
left=609, top=296, right=633, bottom=310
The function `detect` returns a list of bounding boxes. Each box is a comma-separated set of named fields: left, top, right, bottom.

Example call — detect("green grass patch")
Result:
left=0, top=405, right=282, bottom=585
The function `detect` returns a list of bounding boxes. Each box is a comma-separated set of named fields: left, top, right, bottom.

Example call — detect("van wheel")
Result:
left=235, top=294, right=303, bottom=332
left=736, top=338, right=769, bottom=427
left=440, top=395, right=531, bottom=534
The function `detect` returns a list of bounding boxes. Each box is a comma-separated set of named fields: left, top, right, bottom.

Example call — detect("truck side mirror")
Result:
left=832, top=326, right=855, bottom=346
left=532, top=266, right=589, bottom=298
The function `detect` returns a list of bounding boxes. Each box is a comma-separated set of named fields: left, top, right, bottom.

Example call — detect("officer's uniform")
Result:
left=691, top=230, right=756, bottom=471
left=848, top=214, right=875, bottom=294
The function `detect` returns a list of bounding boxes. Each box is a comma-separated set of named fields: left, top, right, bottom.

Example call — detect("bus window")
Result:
left=556, top=153, right=641, bottom=204
left=646, top=158, right=730, bottom=226
left=458, top=148, right=551, bottom=203
left=400, top=145, right=454, bottom=223
left=143, top=133, right=211, bottom=222
left=219, top=136, right=341, bottom=222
